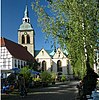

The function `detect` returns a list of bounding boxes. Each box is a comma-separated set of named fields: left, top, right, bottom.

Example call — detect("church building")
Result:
left=17, top=5, right=73, bottom=79
left=18, top=5, right=35, bottom=57
left=1, top=5, right=74, bottom=79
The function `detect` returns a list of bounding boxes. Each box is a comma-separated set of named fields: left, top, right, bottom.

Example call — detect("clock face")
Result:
left=24, top=32, right=27, bottom=35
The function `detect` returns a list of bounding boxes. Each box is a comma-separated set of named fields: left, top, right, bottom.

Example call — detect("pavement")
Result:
left=1, top=81, right=79, bottom=100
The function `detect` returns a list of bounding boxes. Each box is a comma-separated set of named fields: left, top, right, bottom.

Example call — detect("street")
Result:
left=1, top=81, right=79, bottom=100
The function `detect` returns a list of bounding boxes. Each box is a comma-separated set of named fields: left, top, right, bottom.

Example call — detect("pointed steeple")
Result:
left=22, top=5, right=30, bottom=23
left=24, top=5, right=28, bottom=18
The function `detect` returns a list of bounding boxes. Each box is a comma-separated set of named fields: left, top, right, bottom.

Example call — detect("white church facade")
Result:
left=35, top=48, right=73, bottom=78
left=17, top=5, right=73, bottom=78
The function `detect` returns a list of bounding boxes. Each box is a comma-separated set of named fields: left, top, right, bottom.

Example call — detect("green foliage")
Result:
left=61, top=75, right=66, bottom=82
left=51, top=72, right=57, bottom=82
left=32, top=0, right=99, bottom=78
left=20, top=66, right=31, bottom=83
left=32, top=77, right=41, bottom=82
left=40, top=71, right=52, bottom=83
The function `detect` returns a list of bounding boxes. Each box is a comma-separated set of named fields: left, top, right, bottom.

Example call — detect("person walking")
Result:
left=18, top=74, right=27, bottom=97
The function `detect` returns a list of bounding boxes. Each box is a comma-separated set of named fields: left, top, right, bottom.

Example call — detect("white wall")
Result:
left=0, top=46, right=27, bottom=78
left=0, top=47, right=13, bottom=70
left=35, top=48, right=73, bottom=78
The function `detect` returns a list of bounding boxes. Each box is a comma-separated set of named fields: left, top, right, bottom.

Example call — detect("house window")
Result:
left=57, top=60, right=62, bottom=72
left=22, top=35, right=25, bottom=44
left=24, top=62, right=26, bottom=66
left=18, top=60, right=20, bottom=68
left=27, top=35, right=30, bottom=44
left=15, top=60, right=17, bottom=67
left=42, top=61, right=46, bottom=71
left=21, top=61, right=23, bottom=68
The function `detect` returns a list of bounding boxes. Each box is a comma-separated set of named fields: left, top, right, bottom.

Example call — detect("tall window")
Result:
left=42, top=61, right=46, bottom=71
left=22, top=35, right=25, bottom=44
left=57, top=60, right=62, bottom=72
left=21, top=61, right=23, bottom=68
left=27, top=35, right=30, bottom=44
left=67, top=60, right=70, bottom=75
left=18, top=60, right=20, bottom=68
left=15, top=60, right=17, bottom=67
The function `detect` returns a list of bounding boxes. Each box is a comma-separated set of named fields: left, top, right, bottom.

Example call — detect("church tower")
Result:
left=18, top=5, right=35, bottom=57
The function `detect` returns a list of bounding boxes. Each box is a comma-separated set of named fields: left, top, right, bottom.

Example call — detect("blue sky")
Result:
left=1, top=0, right=53, bottom=50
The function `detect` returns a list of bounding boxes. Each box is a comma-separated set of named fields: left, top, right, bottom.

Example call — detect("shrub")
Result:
left=40, top=71, right=52, bottom=83
left=19, top=66, right=31, bottom=87
left=61, top=75, right=66, bottom=82
left=51, top=72, right=57, bottom=82
left=32, top=77, right=41, bottom=82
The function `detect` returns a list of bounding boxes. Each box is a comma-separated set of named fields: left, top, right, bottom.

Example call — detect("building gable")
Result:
left=53, top=48, right=66, bottom=59
left=35, top=48, right=51, bottom=59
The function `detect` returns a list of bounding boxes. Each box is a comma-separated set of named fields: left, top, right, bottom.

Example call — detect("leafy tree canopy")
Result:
left=32, top=0, right=99, bottom=78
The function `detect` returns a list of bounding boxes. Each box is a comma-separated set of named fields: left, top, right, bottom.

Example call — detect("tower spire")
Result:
left=22, top=5, right=30, bottom=23
left=24, top=5, right=28, bottom=18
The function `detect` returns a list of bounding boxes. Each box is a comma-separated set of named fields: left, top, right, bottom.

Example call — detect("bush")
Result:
left=32, top=77, right=41, bottom=82
left=51, top=72, right=57, bottom=83
left=61, top=75, right=66, bottom=82
left=19, top=66, right=31, bottom=87
left=40, top=71, right=52, bottom=83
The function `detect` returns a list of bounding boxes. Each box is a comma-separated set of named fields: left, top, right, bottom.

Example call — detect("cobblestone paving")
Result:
left=1, top=81, right=78, bottom=100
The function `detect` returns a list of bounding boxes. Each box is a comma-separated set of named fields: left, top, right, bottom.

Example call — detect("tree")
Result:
left=32, top=0, right=99, bottom=78
left=20, top=66, right=31, bottom=87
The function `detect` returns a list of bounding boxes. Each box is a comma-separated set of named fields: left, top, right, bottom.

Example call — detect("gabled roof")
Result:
left=35, top=48, right=51, bottom=59
left=35, top=50, right=52, bottom=57
left=0, top=37, right=35, bottom=62
left=35, top=48, right=68, bottom=58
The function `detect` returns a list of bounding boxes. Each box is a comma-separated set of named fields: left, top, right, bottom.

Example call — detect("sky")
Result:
left=1, top=0, right=53, bottom=50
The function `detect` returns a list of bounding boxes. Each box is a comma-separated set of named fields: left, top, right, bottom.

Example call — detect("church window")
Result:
left=67, top=60, right=70, bottom=75
left=28, top=19, right=29, bottom=23
left=27, top=35, right=30, bottom=44
left=22, top=35, right=25, bottom=44
left=25, top=19, right=27, bottom=22
left=42, top=61, right=46, bottom=71
left=57, top=60, right=62, bottom=72
left=42, top=51, right=44, bottom=56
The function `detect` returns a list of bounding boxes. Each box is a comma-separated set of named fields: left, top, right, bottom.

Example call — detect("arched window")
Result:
left=27, top=35, right=30, bottom=44
left=22, top=35, right=25, bottom=44
left=42, top=61, right=46, bottom=71
left=57, top=60, right=62, bottom=72
left=67, top=60, right=70, bottom=75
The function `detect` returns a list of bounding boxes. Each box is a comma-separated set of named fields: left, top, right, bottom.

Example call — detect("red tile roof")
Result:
left=0, top=37, right=35, bottom=62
